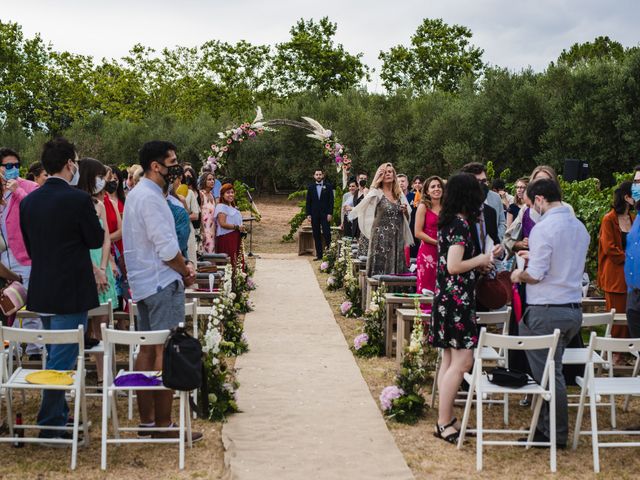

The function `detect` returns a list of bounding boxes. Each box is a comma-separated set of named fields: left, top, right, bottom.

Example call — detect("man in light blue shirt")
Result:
left=122, top=140, right=200, bottom=441
left=511, top=178, right=589, bottom=447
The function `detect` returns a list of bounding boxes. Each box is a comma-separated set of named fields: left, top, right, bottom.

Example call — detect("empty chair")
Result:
left=457, top=327, right=561, bottom=472
left=572, top=332, right=640, bottom=472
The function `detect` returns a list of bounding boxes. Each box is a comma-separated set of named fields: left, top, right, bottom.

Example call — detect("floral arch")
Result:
left=207, top=108, right=353, bottom=187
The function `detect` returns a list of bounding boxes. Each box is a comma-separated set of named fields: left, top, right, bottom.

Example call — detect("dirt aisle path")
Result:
left=222, top=254, right=414, bottom=480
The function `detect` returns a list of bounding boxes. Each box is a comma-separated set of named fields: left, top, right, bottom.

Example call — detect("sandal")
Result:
left=434, top=417, right=460, bottom=444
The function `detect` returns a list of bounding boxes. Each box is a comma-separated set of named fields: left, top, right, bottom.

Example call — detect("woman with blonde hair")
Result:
left=349, top=162, right=413, bottom=277
left=506, top=177, right=529, bottom=228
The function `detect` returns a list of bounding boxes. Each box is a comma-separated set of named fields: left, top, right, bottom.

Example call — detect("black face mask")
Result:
left=359, top=179, right=367, bottom=188
left=161, top=164, right=184, bottom=185
left=481, top=183, right=489, bottom=201
left=104, top=180, right=118, bottom=194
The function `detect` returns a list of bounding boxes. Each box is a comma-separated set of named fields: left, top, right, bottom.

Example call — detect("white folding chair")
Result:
left=562, top=310, right=615, bottom=424
left=0, top=325, right=88, bottom=470
left=458, top=327, right=561, bottom=472
left=100, top=324, right=193, bottom=470
left=430, top=308, right=511, bottom=411
left=126, top=300, right=199, bottom=420
left=572, top=333, right=640, bottom=472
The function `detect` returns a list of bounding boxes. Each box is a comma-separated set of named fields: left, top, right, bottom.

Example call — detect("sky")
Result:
left=2, top=0, right=639, bottom=92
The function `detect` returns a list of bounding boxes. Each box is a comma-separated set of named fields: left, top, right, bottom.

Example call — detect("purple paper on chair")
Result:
left=113, top=373, right=162, bottom=387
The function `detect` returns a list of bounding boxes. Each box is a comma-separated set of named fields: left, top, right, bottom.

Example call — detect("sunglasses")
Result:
left=3, top=163, right=19, bottom=170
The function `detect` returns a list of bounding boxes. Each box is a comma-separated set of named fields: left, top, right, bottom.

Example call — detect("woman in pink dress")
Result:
left=415, top=176, right=444, bottom=309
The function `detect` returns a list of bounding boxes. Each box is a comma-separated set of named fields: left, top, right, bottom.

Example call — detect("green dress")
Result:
left=90, top=220, right=118, bottom=306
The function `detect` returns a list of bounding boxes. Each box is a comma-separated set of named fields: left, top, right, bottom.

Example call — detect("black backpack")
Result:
left=162, top=326, right=203, bottom=391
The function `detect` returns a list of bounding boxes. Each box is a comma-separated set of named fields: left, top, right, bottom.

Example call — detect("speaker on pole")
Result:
left=563, top=159, right=589, bottom=181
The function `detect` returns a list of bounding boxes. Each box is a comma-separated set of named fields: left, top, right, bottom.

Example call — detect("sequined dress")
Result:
left=366, top=196, right=407, bottom=277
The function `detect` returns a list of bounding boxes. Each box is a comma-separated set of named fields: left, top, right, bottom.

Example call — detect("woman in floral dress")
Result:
left=415, top=176, right=444, bottom=307
left=199, top=172, right=216, bottom=253
left=427, top=173, right=493, bottom=445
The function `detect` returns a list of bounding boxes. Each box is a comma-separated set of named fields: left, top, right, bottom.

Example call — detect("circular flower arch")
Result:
left=207, top=107, right=353, bottom=186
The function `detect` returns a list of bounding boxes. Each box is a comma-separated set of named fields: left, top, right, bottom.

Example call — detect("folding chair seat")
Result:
left=572, top=333, right=640, bottom=472
left=0, top=325, right=88, bottom=469
left=457, top=327, right=561, bottom=472
left=101, top=324, right=193, bottom=470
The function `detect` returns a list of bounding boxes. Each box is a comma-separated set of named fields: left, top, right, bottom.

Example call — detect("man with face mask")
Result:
left=510, top=178, right=590, bottom=448
left=122, top=141, right=201, bottom=442
left=461, top=162, right=506, bottom=241
left=19, top=137, right=105, bottom=441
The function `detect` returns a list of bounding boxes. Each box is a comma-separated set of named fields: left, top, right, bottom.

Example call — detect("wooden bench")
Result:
left=199, top=252, right=230, bottom=266
left=395, top=307, right=430, bottom=363
left=365, top=275, right=417, bottom=309
left=384, top=293, right=433, bottom=357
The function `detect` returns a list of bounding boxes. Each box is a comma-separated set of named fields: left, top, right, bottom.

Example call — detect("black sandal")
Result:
left=434, top=417, right=460, bottom=444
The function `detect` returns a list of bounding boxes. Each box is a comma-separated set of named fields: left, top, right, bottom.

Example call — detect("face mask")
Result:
left=4, top=167, right=19, bottom=181
left=70, top=162, right=80, bottom=186
left=93, top=177, right=106, bottom=194
left=160, top=164, right=183, bottom=185
left=533, top=198, right=544, bottom=217
left=104, top=180, right=118, bottom=194
left=632, top=184, right=640, bottom=202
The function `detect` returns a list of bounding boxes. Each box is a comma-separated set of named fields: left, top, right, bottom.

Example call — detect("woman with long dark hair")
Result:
left=199, top=172, right=216, bottom=253
left=598, top=180, right=635, bottom=362
left=414, top=176, right=444, bottom=299
left=77, top=158, right=118, bottom=387
left=428, top=172, right=493, bottom=445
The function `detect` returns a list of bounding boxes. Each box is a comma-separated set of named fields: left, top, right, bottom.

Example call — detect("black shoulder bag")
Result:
left=162, top=326, right=203, bottom=391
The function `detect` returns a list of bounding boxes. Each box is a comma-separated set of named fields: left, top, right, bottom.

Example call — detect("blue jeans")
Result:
left=37, top=312, right=88, bottom=437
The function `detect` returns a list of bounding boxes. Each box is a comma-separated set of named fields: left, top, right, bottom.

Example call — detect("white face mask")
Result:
left=93, top=176, right=106, bottom=194
left=70, top=162, right=80, bottom=186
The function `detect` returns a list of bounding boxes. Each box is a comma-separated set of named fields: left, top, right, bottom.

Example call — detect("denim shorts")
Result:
left=136, top=280, right=185, bottom=331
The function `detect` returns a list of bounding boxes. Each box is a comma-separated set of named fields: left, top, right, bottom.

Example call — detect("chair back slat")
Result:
left=477, top=308, right=511, bottom=335
left=1, top=325, right=84, bottom=348
left=592, top=334, right=640, bottom=354
left=101, top=324, right=169, bottom=347
left=581, top=310, right=615, bottom=337
left=88, top=300, right=112, bottom=318
left=476, top=328, right=559, bottom=352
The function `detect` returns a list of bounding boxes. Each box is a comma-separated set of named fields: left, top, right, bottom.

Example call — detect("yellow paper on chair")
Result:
left=25, top=370, right=74, bottom=385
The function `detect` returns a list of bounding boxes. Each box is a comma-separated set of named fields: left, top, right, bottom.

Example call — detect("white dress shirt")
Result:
left=123, top=177, right=182, bottom=302
left=526, top=205, right=590, bottom=304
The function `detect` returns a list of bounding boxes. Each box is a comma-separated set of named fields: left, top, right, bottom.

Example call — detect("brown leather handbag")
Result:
left=476, top=270, right=512, bottom=311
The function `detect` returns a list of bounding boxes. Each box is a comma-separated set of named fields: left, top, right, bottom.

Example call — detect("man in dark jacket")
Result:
left=20, top=137, right=104, bottom=439
left=306, top=169, right=334, bottom=260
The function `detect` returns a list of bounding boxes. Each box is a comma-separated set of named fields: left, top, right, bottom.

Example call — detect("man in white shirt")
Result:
left=511, top=178, right=590, bottom=448
left=122, top=140, right=200, bottom=441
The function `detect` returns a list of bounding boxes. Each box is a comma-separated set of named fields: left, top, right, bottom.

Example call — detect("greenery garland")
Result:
left=340, top=243, right=363, bottom=318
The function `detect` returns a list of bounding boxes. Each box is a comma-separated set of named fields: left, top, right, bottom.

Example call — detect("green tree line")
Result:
left=1, top=18, right=639, bottom=191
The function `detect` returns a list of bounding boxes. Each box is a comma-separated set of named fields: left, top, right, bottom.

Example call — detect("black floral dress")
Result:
left=428, top=216, right=478, bottom=350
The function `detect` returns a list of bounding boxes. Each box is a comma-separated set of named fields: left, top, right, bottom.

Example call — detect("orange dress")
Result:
left=597, top=209, right=634, bottom=337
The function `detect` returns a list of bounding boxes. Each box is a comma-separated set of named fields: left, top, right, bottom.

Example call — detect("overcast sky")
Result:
left=3, top=0, right=639, bottom=92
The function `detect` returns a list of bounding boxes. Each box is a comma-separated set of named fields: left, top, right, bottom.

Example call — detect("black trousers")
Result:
left=311, top=214, right=331, bottom=259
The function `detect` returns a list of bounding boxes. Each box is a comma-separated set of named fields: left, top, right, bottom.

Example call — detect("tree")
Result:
left=557, top=35, right=625, bottom=67
left=379, top=18, right=485, bottom=93
left=273, top=17, right=369, bottom=96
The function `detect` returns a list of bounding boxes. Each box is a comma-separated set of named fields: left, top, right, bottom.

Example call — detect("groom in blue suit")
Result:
left=306, top=169, right=334, bottom=260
